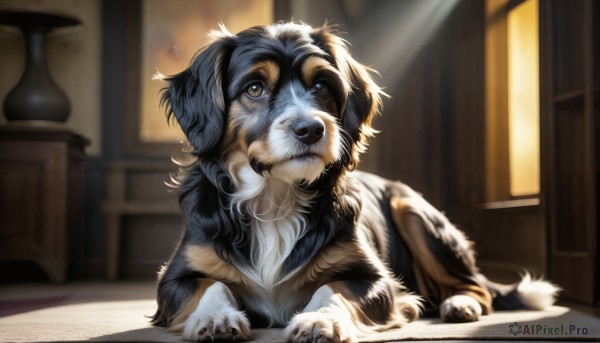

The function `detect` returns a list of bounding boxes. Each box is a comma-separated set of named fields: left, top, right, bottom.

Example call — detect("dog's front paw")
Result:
left=182, top=309, right=251, bottom=342
left=440, top=295, right=482, bottom=323
left=284, top=312, right=356, bottom=343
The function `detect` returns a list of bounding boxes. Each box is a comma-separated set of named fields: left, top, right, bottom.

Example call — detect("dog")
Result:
left=151, top=22, right=559, bottom=342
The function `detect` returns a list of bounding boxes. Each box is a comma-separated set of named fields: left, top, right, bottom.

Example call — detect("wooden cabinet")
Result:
left=0, top=125, right=88, bottom=283
left=540, top=0, right=599, bottom=305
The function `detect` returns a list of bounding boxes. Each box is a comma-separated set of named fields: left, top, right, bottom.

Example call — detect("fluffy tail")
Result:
left=480, top=272, right=560, bottom=311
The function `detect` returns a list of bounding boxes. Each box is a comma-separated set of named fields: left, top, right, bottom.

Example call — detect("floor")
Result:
left=0, top=281, right=156, bottom=317
left=1, top=281, right=600, bottom=342
left=557, top=300, right=600, bottom=318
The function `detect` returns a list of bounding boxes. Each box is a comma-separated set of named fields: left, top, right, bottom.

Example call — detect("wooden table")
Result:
left=0, top=124, right=88, bottom=282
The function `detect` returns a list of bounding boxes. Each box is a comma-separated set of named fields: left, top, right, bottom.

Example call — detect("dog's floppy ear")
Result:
left=311, top=26, right=384, bottom=170
left=160, top=35, right=233, bottom=155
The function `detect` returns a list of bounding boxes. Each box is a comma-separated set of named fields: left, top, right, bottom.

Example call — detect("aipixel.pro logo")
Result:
left=509, top=322, right=589, bottom=336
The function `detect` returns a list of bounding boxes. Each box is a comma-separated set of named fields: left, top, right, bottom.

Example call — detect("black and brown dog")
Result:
left=151, top=22, right=558, bottom=342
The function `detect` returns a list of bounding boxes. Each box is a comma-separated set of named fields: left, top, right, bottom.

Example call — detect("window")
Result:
left=485, top=0, right=540, bottom=202
left=507, top=0, right=540, bottom=197
left=139, top=0, right=273, bottom=143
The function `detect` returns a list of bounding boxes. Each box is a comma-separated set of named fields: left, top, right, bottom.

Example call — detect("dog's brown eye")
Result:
left=246, top=82, right=264, bottom=98
left=312, top=82, right=328, bottom=97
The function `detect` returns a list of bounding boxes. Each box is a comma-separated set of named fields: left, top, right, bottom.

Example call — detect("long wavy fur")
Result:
left=151, top=22, right=559, bottom=341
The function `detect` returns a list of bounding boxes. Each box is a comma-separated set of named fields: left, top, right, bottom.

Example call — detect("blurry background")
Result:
left=0, top=0, right=598, bottom=307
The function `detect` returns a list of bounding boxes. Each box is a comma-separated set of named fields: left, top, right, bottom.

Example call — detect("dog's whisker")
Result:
left=336, top=127, right=354, bottom=159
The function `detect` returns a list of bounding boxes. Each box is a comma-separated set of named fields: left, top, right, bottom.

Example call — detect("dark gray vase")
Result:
left=0, top=11, right=80, bottom=122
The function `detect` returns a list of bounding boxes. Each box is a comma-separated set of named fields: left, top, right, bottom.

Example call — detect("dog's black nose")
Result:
left=292, top=118, right=325, bottom=145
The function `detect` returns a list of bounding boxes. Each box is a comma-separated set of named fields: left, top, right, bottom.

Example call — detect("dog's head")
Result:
left=162, top=22, right=382, bottom=185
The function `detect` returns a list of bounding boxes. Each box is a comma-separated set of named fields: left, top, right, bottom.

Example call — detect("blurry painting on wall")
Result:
left=139, top=0, right=273, bottom=143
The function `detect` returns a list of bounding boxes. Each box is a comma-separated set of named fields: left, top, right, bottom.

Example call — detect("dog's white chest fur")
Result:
left=228, top=152, right=313, bottom=324
left=249, top=210, right=303, bottom=287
